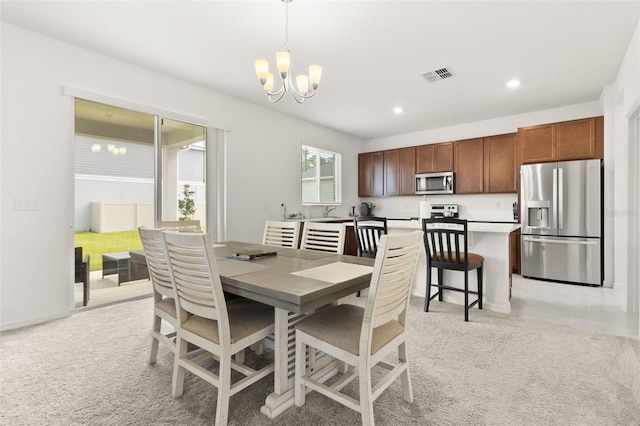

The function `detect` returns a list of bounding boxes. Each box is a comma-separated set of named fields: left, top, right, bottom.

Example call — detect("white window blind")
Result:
left=301, top=144, right=341, bottom=205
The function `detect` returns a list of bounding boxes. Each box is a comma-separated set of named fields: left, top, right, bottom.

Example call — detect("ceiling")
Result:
left=2, top=1, right=639, bottom=140
left=74, top=98, right=206, bottom=147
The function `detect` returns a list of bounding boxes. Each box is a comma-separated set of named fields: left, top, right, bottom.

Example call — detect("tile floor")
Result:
left=510, top=275, right=639, bottom=339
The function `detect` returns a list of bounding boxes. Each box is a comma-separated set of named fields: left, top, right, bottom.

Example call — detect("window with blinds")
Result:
left=301, top=144, right=342, bottom=205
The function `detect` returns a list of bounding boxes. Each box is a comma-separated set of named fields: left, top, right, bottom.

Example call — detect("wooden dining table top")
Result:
left=213, top=241, right=375, bottom=314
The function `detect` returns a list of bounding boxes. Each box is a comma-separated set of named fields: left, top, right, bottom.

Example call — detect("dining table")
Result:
left=212, top=241, right=375, bottom=419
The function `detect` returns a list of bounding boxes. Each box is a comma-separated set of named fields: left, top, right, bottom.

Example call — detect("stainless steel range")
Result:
left=429, top=204, right=459, bottom=218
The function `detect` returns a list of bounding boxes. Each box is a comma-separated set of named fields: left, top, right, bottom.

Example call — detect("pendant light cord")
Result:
left=284, top=0, right=290, bottom=51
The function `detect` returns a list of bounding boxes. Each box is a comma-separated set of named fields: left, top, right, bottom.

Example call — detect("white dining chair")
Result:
left=263, top=220, right=301, bottom=248
left=163, top=231, right=275, bottom=426
left=294, top=230, right=423, bottom=426
left=156, top=219, right=201, bottom=232
left=138, top=226, right=177, bottom=364
left=300, top=221, right=346, bottom=254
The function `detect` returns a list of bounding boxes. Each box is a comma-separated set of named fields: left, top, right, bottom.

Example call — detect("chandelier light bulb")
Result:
left=308, top=65, right=322, bottom=89
left=107, top=144, right=115, bottom=153
left=254, top=59, right=269, bottom=84
left=276, top=51, right=291, bottom=77
left=91, top=144, right=101, bottom=153
left=296, top=74, right=309, bottom=95
left=264, top=73, right=275, bottom=92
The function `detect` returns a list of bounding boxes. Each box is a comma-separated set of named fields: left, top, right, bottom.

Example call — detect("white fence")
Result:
left=90, top=202, right=155, bottom=233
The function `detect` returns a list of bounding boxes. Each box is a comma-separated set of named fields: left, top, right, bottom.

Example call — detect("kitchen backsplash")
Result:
left=360, top=193, right=518, bottom=223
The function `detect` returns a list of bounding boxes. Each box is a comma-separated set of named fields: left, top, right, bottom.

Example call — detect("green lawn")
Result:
left=75, top=230, right=143, bottom=271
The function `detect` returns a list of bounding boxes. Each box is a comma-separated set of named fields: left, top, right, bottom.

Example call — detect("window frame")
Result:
left=301, top=144, right=342, bottom=206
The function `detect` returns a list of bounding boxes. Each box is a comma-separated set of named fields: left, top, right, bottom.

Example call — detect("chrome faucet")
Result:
left=323, top=206, right=336, bottom=218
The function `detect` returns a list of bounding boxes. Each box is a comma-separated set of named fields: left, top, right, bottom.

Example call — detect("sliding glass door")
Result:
left=159, top=118, right=206, bottom=229
left=73, top=99, right=208, bottom=308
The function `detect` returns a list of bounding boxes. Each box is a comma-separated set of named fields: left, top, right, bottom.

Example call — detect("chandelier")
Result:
left=254, top=0, right=322, bottom=103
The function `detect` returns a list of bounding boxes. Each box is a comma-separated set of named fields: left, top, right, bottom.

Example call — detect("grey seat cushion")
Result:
left=296, top=304, right=404, bottom=356
left=155, top=297, right=176, bottom=318
left=181, top=300, right=274, bottom=344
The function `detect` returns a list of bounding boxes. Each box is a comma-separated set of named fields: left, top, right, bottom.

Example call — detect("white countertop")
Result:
left=285, top=217, right=520, bottom=233
left=387, top=219, right=520, bottom=233
left=285, top=216, right=353, bottom=223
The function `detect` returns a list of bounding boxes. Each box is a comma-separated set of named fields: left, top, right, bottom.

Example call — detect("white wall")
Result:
left=0, top=23, right=363, bottom=330
left=605, top=17, right=640, bottom=319
left=363, top=101, right=602, bottom=151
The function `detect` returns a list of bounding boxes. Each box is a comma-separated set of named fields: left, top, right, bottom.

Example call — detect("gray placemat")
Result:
left=216, top=258, right=274, bottom=277
left=291, top=262, right=373, bottom=283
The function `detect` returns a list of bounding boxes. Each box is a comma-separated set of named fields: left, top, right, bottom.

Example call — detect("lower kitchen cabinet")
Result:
left=509, top=229, right=521, bottom=299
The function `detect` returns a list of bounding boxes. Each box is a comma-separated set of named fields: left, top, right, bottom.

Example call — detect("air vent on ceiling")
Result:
left=422, top=67, right=455, bottom=83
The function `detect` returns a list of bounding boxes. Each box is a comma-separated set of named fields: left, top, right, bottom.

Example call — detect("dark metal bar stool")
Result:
left=422, top=218, right=483, bottom=321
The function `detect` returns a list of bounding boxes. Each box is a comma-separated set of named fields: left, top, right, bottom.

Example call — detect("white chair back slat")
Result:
left=157, top=220, right=202, bottom=233
left=163, top=231, right=230, bottom=332
left=139, top=227, right=173, bottom=298
left=263, top=220, right=301, bottom=248
left=139, top=226, right=180, bottom=363
left=363, top=231, right=422, bottom=334
left=301, top=222, right=345, bottom=254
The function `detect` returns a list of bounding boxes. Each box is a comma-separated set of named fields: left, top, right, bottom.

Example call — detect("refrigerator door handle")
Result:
left=558, top=168, right=564, bottom=230
left=523, top=236, right=598, bottom=245
left=552, top=168, right=558, bottom=231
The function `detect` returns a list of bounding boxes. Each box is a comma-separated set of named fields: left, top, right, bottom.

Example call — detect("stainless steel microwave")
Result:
left=415, top=172, right=454, bottom=194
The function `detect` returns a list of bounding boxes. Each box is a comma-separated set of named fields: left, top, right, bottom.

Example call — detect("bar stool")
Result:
left=422, top=218, right=483, bottom=321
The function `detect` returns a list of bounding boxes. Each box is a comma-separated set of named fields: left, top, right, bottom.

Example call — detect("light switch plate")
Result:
left=14, top=198, right=40, bottom=211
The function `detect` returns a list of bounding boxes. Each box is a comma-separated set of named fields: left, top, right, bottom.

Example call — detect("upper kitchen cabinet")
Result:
left=383, top=149, right=399, bottom=196
left=484, top=133, right=517, bottom=193
left=416, top=142, right=454, bottom=173
left=399, top=147, right=416, bottom=195
left=519, top=116, right=603, bottom=164
left=556, top=116, right=604, bottom=160
left=519, top=123, right=555, bottom=163
left=454, top=138, right=484, bottom=194
left=358, top=151, right=384, bottom=197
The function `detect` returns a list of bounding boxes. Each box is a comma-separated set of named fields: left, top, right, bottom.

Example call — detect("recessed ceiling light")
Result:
left=393, top=107, right=403, bottom=114
left=507, top=79, right=521, bottom=89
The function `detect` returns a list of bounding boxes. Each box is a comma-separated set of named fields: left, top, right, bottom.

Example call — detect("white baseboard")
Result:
left=0, top=310, right=72, bottom=332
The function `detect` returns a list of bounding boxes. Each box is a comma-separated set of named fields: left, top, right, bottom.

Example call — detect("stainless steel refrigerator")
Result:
left=520, top=159, right=603, bottom=286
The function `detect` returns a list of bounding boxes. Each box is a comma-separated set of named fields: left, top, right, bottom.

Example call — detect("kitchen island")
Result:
left=387, top=219, right=520, bottom=314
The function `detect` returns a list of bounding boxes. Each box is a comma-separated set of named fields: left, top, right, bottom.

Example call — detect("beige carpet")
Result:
left=1, top=296, right=639, bottom=425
